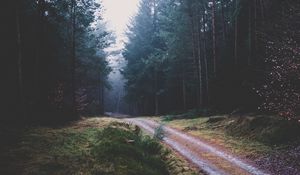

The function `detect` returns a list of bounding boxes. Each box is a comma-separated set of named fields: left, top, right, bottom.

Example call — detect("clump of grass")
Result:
left=92, top=126, right=169, bottom=175
left=154, top=124, right=165, bottom=140
left=162, top=115, right=174, bottom=122
left=5, top=120, right=170, bottom=175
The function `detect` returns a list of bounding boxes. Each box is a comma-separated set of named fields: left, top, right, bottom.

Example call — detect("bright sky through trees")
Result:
left=101, top=0, right=140, bottom=51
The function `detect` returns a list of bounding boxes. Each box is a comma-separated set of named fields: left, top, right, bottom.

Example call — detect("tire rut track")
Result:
left=125, top=118, right=268, bottom=175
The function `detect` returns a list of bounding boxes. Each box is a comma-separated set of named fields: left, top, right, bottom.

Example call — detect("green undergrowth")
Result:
left=2, top=118, right=200, bottom=175
left=2, top=119, right=170, bottom=175
left=207, top=115, right=300, bottom=145
left=162, top=109, right=213, bottom=122
left=161, top=115, right=300, bottom=156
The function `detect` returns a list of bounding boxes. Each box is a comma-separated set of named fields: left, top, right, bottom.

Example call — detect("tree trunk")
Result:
left=189, top=9, right=201, bottom=109
left=182, top=76, right=187, bottom=111
left=101, top=83, right=104, bottom=114
left=154, top=66, right=159, bottom=115
left=35, top=0, right=45, bottom=106
left=153, top=0, right=159, bottom=115
left=155, top=94, right=159, bottom=115
left=16, top=0, right=25, bottom=117
left=99, top=73, right=103, bottom=114
left=234, top=0, right=238, bottom=65
left=212, top=0, right=217, bottom=75
left=221, top=0, right=227, bottom=42
left=254, top=0, right=257, bottom=62
left=181, top=51, right=187, bottom=110
left=248, top=2, right=252, bottom=65
left=259, top=0, right=265, bottom=23
left=71, top=0, right=77, bottom=116
left=196, top=8, right=203, bottom=107
left=202, top=12, right=209, bottom=106
left=116, top=91, right=122, bottom=113
left=98, top=72, right=105, bottom=115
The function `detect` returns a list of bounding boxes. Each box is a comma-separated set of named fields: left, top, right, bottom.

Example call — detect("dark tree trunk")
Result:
left=248, top=1, right=253, bottom=65
left=190, top=12, right=201, bottom=109
left=196, top=7, right=203, bottom=107
left=182, top=76, right=187, bottom=111
left=35, top=0, right=45, bottom=109
left=254, top=0, right=257, bottom=62
left=221, top=0, right=227, bottom=42
left=71, top=0, right=77, bottom=116
left=99, top=74, right=103, bottom=114
left=154, top=66, right=159, bottom=115
left=202, top=12, right=209, bottom=106
left=259, top=0, right=265, bottom=23
left=101, top=83, right=104, bottom=114
left=212, top=0, right=217, bottom=75
left=234, top=0, right=238, bottom=65
left=16, top=0, right=25, bottom=118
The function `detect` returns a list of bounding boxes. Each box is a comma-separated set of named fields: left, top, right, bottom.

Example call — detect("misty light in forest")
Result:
left=101, top=0, right=140, bottom=51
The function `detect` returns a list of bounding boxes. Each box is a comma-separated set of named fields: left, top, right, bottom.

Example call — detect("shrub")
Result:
left=154, top=124, right=165, bottom=140
left=91, top=127, right=169, bottom=175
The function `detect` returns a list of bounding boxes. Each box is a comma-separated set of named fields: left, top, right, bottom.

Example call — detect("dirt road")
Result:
left=126, top=118, right=268, bottom=175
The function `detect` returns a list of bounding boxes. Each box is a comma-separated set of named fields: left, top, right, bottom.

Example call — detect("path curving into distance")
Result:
left=125, top=118, right=269, bottom=175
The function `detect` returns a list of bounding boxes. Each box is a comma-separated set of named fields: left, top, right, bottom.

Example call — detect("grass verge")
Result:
left=159, top=115, right=300, bottom=158
left=1, top=117, right=199, bottom=175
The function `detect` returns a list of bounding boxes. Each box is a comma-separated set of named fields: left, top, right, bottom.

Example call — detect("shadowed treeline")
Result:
left=4, top=0, right=112, bottom=124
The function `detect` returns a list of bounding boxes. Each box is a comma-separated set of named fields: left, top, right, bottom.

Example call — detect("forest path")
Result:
left=125, top=118, right=268, bottom=175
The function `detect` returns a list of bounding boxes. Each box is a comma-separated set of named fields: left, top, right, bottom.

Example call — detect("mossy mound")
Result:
left=2, top=119, right=170, bottom=175
left=212, top=115, right=300, bottom=145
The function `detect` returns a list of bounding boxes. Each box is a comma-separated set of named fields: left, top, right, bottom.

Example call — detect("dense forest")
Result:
left=3, top=0, right=300, bottom=174
left=3, top=0, right=300, bottom=123
left=5, top=0, right=112, bottom=124
left=123, top=0, right=300, bottom=120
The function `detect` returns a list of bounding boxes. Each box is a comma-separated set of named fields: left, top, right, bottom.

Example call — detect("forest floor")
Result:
left=2, top=115, right=300, bottom=175
left=0, top=117, right=198, bottom=175
left=127, top=115, right=300, bottom=175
